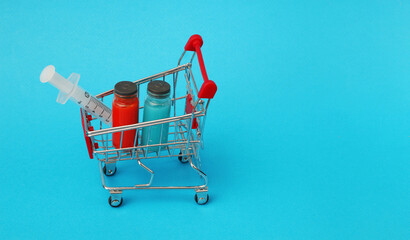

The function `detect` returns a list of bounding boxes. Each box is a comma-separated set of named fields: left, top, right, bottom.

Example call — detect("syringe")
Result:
left=40, top=65, right=112, bottom=125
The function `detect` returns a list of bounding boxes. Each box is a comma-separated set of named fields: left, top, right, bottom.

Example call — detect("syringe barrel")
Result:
left=71, top=86, right=113, bottom=125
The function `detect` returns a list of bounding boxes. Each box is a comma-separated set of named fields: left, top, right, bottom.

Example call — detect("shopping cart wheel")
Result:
left=103, top=165, right=117, bottom=176
left=195, top=193, right=209, bottom=205
left=108, top=196, right=123, bottom=208
left=178, top=151, right=189, bottom=164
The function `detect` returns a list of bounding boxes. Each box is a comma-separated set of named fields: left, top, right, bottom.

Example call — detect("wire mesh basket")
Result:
left=80, top=34, right=217, bottom=207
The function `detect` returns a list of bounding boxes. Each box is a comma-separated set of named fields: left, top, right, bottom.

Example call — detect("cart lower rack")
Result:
left=81, top=35, right=217, bottom=207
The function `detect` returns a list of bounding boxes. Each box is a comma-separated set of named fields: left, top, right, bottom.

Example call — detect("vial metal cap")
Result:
left=148, top=80, right=170, bottom=95
left=114, top=81, right=138, bottom=96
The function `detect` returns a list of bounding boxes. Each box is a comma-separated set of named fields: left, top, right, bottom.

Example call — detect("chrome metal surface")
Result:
left=109, top=191, right=122, bottom=207
left=195, top=187, right=209, bottom=205
left=104, top=162, right=116, bottom=176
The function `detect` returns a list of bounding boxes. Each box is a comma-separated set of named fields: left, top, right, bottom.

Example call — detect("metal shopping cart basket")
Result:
left=80, top=35, right=217, bottom=207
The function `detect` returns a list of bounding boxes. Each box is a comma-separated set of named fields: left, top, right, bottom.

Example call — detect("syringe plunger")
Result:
left=40, top=65, right=112, bottom=125
left=40, top=65, right=73, bottom=93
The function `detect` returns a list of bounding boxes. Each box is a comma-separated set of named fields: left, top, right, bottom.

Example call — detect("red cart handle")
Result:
left=185, top=34, right=217, bottom=99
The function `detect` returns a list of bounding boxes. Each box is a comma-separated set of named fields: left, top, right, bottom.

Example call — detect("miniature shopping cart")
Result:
left=80, top=35, right=217, bottom=207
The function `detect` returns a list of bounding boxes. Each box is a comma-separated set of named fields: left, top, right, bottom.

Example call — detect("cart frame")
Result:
left=80, top=35, right=217, bottom=207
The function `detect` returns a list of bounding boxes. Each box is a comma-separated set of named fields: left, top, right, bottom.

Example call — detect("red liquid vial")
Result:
left=112, top=81, right=139, bottom=149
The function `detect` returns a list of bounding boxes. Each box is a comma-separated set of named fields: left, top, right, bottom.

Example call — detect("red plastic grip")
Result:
left=81, top=109, right=94, bottom=159
left=185, top=34, right=217, bottom=99
left=185, top=94, right=199, bottom=129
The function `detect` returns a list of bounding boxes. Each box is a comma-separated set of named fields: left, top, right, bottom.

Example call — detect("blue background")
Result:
left=0, top=1, right=409, bottom=239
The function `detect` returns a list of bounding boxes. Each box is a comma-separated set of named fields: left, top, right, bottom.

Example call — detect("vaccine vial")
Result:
left=141, top=80, right=171, bottom=152
left=112, top=81, right=139, bottom=149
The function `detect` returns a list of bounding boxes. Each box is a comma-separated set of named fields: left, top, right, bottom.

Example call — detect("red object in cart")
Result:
left=112, top=81, right=139, bottom=149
